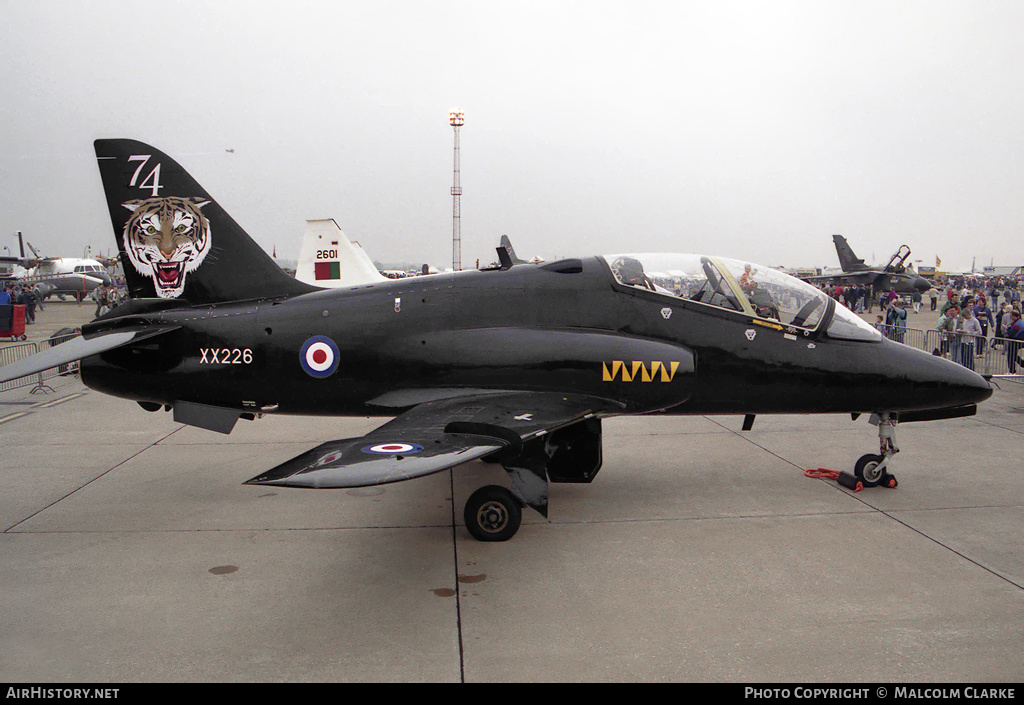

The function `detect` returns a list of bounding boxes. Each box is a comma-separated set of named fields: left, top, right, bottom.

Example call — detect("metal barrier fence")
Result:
left=0, top=333, right=79, bottom=394
left=878, top=324, right=1023, bottom=377
left=875, top=324, right=927, bottom=351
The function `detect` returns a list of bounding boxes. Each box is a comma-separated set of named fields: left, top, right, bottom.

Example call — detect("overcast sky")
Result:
left=1, top=0, right=1021, bottom=273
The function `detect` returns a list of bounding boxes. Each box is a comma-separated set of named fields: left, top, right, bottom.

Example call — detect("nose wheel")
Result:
left=855, top=453, right=890, bottom=487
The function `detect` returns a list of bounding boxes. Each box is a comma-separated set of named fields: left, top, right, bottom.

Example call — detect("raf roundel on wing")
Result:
left=362, top=443, right=424, bottom=455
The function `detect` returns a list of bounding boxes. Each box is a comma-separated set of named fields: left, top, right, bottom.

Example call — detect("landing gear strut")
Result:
left=854, top=412, right=899, bottom=488
left=461, top=417, right=603, bottom=541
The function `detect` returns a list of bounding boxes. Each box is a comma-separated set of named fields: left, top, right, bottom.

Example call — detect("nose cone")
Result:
left=881, top=339, right=992, bottom=411
left=914, top=277, right=931, bottom=292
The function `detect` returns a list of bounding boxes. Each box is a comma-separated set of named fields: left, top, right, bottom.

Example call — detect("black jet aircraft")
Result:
left=0, top=140, right=992, bottom=541
left=802, top=234, right=931, bottom=295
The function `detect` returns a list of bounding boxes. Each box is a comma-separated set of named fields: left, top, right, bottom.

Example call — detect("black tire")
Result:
left=464, top=486, right=522, bottom=542
left=854, top=453, right=886, bottom=487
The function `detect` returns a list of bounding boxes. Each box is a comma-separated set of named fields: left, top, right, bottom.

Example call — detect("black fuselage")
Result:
left=79, top=257, right=990, bottom=420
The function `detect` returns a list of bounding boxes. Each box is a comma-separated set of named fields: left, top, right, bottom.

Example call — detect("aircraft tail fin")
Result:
left=832, top=234, right=867, bottom=272
left=94, top=139, right=316, bottom=304
left=294, top=219, right=387, bottom=287
left=499, top=235, right=527, bottom=265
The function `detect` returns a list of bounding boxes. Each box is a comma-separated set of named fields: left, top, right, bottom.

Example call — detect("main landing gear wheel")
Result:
left=464, top=485, right=522, bottom=542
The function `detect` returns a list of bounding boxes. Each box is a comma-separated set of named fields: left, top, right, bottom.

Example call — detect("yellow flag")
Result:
left=936, top=256, right=941, bottom=267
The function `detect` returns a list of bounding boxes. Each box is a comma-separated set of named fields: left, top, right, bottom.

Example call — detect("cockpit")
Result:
left=602, top=254, right=880, bottom=342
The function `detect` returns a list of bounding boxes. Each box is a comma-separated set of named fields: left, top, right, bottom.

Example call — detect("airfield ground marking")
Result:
left=0, top=392, right=88, bottom=425
left=33, top=392, right=86, bottom=409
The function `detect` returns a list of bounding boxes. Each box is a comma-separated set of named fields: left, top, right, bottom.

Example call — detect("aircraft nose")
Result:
left=893, top=342, right=993, bottom=410
left=943, top=358, right=992, bottom=406
left=915, top=278, right=930, bottom=292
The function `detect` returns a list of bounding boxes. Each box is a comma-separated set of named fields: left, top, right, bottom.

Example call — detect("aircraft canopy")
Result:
left=602, top=254, right=880, bottom=342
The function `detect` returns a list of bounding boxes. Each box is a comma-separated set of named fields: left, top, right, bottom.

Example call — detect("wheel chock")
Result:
left=805, top=468, right=862, bottom=491
left=836, top=471, right=863, bottom=492
left=805, top=467, right=895, bottom=491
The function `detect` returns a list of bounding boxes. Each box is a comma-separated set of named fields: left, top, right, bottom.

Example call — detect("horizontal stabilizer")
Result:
left=0, top=327, right=179, bottom=384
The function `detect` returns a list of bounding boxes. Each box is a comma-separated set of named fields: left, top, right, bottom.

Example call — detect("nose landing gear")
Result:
left=854, top=412, right=899, bottom=489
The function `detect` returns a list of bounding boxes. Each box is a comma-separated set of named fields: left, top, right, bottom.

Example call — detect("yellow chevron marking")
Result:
left=602, top=361, right=681, bottom=383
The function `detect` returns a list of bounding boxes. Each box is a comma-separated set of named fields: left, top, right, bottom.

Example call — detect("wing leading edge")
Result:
left=244, top=391, right=619, bottom=489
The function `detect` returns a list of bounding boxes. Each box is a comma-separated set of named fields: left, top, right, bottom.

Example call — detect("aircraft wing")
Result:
left=244, top=391, right=618, bottom=489
left=0, top=327, right=179, bottom=383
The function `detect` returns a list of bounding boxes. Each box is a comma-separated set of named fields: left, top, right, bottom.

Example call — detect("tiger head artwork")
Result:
left=121, top=196, right=212, bottom=298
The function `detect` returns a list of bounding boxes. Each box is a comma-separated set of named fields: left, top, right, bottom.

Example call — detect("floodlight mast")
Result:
left=449, top=108, right=464, bottom=271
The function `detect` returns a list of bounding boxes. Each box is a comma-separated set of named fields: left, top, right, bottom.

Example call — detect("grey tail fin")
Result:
left=832, top=234, right=868, bottom=272
left=499, top=235, right=527, bottom=265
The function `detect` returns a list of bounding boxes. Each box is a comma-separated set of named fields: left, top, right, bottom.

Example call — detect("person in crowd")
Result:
left=26, top=285, right=37, bottom=324
left=956, top=307, right=982, bottom=369
left=973, top=297, right=995, bottom=356
left=996, top=302, right=1014, bottom=343
left=935, top=305, right=959, bottom=358
left=940, top=293, right=960, bottom=315
left=17, top=285, right=36, bottom=324
left=1005, top=309, right=1024, bottom=374
left=886, top=299, right=907, bottom=343
left=93, top=283, right=108, bottom=317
